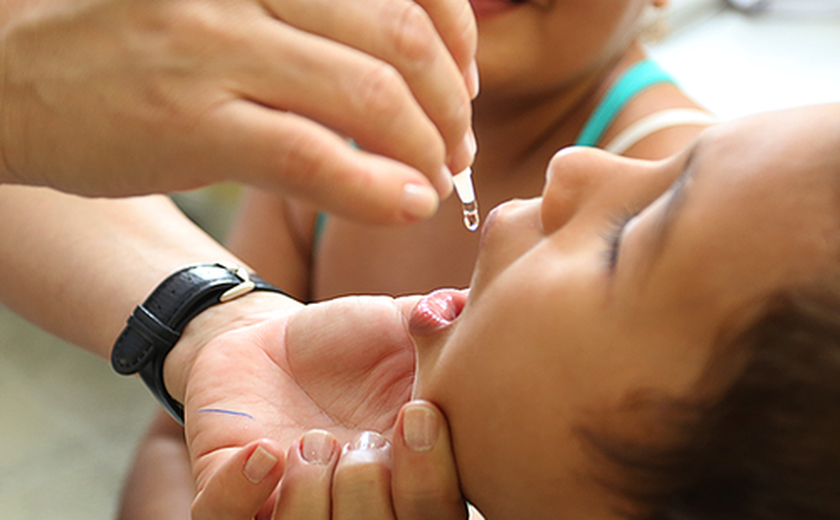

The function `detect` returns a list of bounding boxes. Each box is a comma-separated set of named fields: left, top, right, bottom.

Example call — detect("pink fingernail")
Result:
left=403, top=404, right=439, bottom=452
left=300, top=429, right=336, bottom=466
left=243, top=445, right=277, bottom=484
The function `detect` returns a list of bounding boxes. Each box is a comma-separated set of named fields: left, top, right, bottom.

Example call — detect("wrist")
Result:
left=110, top=263, right=298, bottom=423
left=163, top=290, right=303, bottom=407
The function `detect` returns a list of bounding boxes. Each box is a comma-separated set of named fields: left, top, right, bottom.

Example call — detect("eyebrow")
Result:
left=645, top=144, right=702, bottom=272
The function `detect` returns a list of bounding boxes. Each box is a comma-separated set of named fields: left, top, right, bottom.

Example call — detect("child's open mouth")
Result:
left=408, top=289, right=469, bottom=336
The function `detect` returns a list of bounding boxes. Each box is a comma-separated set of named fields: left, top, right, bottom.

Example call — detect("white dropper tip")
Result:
left=453, top=167, right=479, bottom=232
left=452, top=167, right=475, bottom=204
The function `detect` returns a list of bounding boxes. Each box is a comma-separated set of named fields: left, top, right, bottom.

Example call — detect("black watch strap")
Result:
left=111, top=263, right=289, bottom=425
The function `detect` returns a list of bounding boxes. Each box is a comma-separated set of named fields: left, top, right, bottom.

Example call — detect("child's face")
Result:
left=409, top=105, right=840, bottom=519
left=473, top=0, right=652, bottom=98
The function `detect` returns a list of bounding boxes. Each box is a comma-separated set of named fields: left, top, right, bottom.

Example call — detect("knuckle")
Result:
left=390, top=3, right=438, bottom=68
left=270, top=129, right=332, bottom=191
left=354, top=62, right=407, bottom=123
left=139, top=0, right=232, bottom=54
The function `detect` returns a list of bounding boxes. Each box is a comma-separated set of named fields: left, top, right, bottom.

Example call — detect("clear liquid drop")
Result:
left=462, top=200, right=480, bottom=232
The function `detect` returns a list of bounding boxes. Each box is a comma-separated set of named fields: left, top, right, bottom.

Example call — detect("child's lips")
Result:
left=408, top=289, right=469, bottom=336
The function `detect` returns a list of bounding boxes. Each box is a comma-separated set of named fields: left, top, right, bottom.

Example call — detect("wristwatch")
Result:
left=110, top=262, right=289, bottom=424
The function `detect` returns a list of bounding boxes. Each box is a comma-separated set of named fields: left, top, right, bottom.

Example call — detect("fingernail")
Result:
left=243, top=445, right=277, bottom=484
left=300, top=429, right=336, bottom=465
left=401, top=184, right=439, bottom=220
left=403, top=404, right=439, bottom=452
left=351, top=431, right=389, bottom=451
left=438, top=165, right=454, bottom=198
left=467, top=61, right=480, bottom=99
left=466, top=129, right=478, bottom=158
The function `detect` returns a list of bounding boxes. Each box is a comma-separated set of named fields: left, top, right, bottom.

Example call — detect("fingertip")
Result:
left=392, top=401, right=466, bottom=519
left=323, top=153, right=446, bottom=225
left=297, top=429, right=340, bottom=466
left=335, top=431, right=393, bottom=476
left=272, top=430, right=337, bottom=519
left=243, top=442, right=282, bottom=484
left=191, top=440, right=285, bottom=520
left=331, top=431, right=395, bottom=518
left=436, top=165, right=455, bottom=199
left=399, top=401, right=441, bottom=452
left=466, top=60, right=480, bottom=100
left=401, top=183, right=440, bottom=221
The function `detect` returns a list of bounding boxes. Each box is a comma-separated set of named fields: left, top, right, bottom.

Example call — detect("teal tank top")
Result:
left=574, top=59, right=676, bottom=147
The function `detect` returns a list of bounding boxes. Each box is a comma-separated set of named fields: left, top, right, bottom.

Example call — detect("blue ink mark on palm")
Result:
left=198, top=408, right=255, bottom=420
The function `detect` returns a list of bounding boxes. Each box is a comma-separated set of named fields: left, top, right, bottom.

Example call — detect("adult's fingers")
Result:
left=211, top=101, right=442, bottom=224
left=257, top=0, right=474, bottom=176
left=231, top=17, right=447, bottom=195
left=272, top=430, right=340, bottom=520
left=392, top=401, right=468, bottom=520
left=415, top=0, right=480, bottom=98
left=332, top=432, right=397, bottom=520
left=192, top=439, right=285, bottom=520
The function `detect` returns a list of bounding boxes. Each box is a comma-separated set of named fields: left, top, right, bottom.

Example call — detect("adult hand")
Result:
left=0, top=0, right=477, bottom=223
left=192, top=402, right=465, bottom=520
left=165, top=292, right=466, bottom=518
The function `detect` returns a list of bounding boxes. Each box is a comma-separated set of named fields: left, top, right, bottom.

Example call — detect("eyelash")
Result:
left=602, top=209, right=635, bottom=270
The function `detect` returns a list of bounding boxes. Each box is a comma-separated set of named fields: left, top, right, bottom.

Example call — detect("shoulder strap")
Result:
left=604, top=109, right=718, bottom=155
left=575, top=59, right=676, bottom=148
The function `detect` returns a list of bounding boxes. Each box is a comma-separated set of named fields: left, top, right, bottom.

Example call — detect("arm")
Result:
left=0, top=186, right=306, bottom=358
left=0, top=186, right=281, bottom=357
left=0, top=0, right=477, bottom=223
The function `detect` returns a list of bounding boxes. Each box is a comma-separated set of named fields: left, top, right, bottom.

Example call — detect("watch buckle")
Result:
left=217, top=262, right=257, bottom=302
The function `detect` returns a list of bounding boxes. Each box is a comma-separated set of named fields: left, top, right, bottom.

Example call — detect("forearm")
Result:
left=0, top=185, right=246, bottom=359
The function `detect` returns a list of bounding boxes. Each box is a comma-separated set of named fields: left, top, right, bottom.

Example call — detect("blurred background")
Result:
left=1, top=0, right=839, bottom=517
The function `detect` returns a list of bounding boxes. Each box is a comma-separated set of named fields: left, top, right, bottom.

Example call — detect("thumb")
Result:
left=191, top=439, right=285, bottom=520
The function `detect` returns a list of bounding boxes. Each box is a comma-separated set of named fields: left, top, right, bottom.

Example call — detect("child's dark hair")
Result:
left=581, top=287, right=840, bottom=520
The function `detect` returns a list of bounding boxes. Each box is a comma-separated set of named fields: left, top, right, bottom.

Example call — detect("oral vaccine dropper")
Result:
left=453, top=167, right=479, bottom=232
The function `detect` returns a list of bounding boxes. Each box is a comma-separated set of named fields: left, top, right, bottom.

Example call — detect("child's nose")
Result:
left=541, top=147, right=675, bottom=235
left=541, top=147, right=623, bottom=234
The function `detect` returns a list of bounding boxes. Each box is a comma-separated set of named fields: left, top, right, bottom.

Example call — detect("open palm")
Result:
left=182, top=295, right=418, bottom=494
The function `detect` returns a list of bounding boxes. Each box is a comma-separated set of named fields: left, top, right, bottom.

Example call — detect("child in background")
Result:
left=226, top=0, right=716, bottom=301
